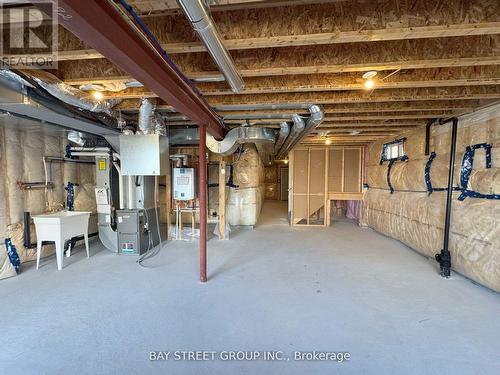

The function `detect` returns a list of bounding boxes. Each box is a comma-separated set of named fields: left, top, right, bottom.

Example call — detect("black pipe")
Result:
left=425, top=119, right=437, bottom=156
left=64, top=232, right=99, bottom=252
left=23, top=211, right=31, bottom=249
left=23, top=211, right=53, bottom=249
left=45, top=156, right=95, bottom=165
left=435, top=117, right=458, bottom=278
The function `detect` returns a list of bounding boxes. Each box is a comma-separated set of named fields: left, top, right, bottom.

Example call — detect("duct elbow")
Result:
left=307, top=105, right=325, bottom=127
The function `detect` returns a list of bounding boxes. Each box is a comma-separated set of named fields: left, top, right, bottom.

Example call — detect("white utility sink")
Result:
left=33, top=211, right=91, bottom=270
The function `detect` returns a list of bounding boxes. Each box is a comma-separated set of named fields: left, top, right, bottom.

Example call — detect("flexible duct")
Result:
left=29, top=75, right=119, bottom=116
left=153, top=113, right=166, bottom=136
left=138, top=98, right=155, bottom=134
left=177, top=0, right=244, bottom=93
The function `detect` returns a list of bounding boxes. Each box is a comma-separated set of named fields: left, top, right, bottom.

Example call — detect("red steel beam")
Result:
left=41, top=0, right=227, bottom=139
left=199, top=124, right=208, bottom=282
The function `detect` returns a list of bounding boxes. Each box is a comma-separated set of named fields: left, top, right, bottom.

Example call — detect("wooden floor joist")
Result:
left=99, top=68, right=500, bottom=99
left=13, top=22, right=500, bottom=62
left=55, top=34, right=500, bottom=84
left=115, top=86, right=500, bottom=110
left=23, top=0, right=499, bottom=145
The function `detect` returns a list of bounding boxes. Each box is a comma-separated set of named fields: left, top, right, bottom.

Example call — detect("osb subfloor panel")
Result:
left=1, top=201, right=499, bottom=375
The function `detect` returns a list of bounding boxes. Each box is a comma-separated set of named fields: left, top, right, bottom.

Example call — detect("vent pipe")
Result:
left=276, top=115, right=305, bottom=158
left=206, top=126, right=275, bottom=156
left=287, top=105, right=325, bottom=151
left=274, top=122, right=290, bottom=154
left=177, top=0, right=244, bottom=93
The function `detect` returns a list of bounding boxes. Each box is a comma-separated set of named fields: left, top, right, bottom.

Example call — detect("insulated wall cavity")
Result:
left=363, top=103, right=500, bottom=292
left=227, top=144, right=265, bottom=226
left=0, top=124, right=97, bottom=279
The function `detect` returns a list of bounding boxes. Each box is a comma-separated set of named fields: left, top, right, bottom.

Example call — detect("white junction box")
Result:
left=173, top=168, right=195, bottom=200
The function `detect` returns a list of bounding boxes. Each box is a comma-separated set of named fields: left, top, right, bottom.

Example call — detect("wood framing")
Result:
left=10, top=0, right=499, bottom=146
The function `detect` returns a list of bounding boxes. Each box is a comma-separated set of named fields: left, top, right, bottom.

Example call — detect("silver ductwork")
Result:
left=0, top=69, right=120, bottom=117
left=288, top=105, right=325, bottom=150
left=206, top=126, right=276, bottom=157
left=214, top=103, right=312, bottom=111
left=276, top=115, right=305, bottom=158
left=67, top=131, right=87, bottom=146
left=153, top=113, right=166, bottom=136
left=276, top=105, right=325, bottom=158
left=177, top=0, right=244, bottom=93
left=274, top=122, right=290, bottom=154
left=31, top=77, right=119, bottom=116
left=137, top=98, right=155, bottom=134
left=164, top=112, right=298, bottom=122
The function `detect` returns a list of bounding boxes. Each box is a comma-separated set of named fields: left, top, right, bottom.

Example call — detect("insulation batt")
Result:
left=0, top=126, right=97, bottom=279
left=227, top=145, right=265, bottom=226
left=363, top=103, right=500, bottom=292
left=264, top=165, right=280, bottom=200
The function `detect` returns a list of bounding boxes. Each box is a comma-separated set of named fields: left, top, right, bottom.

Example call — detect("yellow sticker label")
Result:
left=98, top=159, right=106, bottom=170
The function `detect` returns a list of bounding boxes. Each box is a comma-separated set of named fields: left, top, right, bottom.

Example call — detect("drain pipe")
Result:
left=435, top=117, right=458, bottom=278
left=177, top=0, right=244, bottom=93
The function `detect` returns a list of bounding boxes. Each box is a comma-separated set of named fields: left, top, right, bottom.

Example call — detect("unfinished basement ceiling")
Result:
left=9, top=0, right=500, bottom=144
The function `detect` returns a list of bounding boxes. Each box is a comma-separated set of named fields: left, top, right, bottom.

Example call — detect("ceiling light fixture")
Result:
left=364, top=79, right=375, bottom=90
left=325, top=138, right=332, bottom=145
left=362, top=71, right=377, bottom=90
left=92, top=91, right=104, bottom=100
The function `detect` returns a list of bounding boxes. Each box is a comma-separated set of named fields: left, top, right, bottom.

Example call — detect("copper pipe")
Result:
left=199, top=124, right=208, bottom=282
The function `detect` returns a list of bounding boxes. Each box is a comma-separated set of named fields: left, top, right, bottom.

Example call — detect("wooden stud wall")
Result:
left=290, top=145, right=364, bottom=226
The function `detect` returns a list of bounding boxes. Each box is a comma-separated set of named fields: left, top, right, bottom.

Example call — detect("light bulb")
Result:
left=325, top=139, right=332, bottom=145
left=364, top=79, right=375, bottom=90
left=93, top=91, right=104, bottom=100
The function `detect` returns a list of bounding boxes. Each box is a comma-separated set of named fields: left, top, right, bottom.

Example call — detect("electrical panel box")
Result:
left=119, top=134, right=169, bottom=176
left=173, top=168, right=195, bottom=201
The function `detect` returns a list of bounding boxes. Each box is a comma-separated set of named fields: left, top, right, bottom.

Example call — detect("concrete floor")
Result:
left=1, top=201, right=499, bottom=375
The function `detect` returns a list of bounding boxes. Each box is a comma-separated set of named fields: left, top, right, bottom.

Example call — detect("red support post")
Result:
left=199, top=124, right=208, bottom=282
